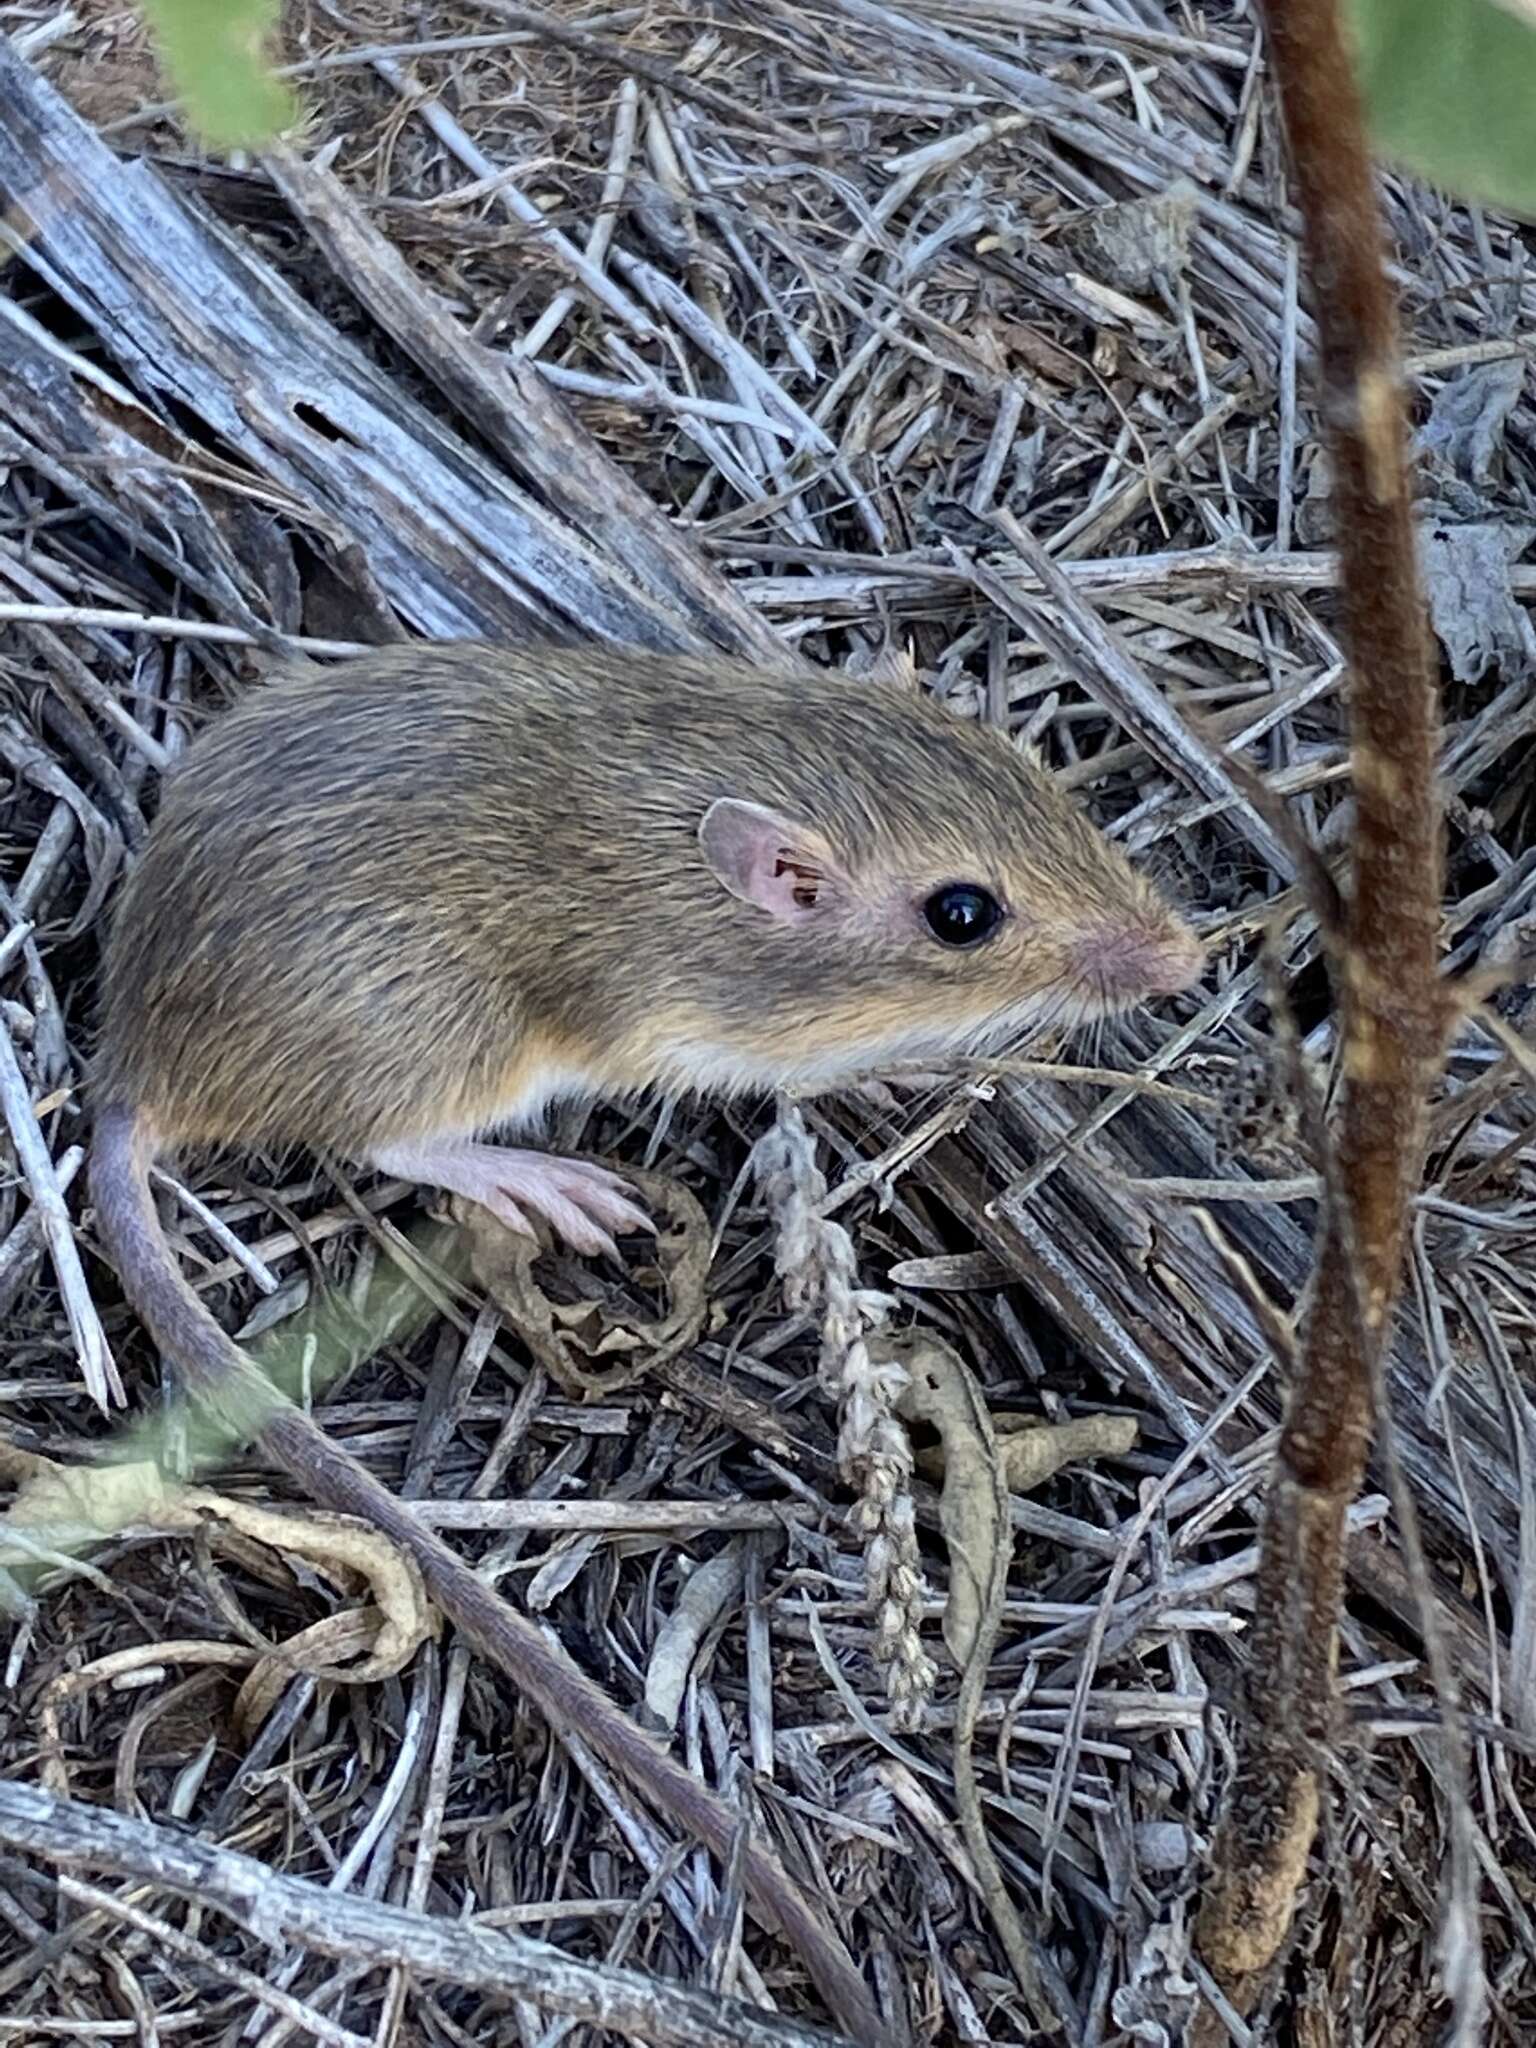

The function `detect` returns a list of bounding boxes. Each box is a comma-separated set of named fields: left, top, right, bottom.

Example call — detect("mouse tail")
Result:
left=91, top=1103, right=279, bottom=1435
left=89, top=1102, right=892, bottom=2047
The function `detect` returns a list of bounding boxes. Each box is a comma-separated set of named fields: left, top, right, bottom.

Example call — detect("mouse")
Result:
left=95, top=640, right=1201, bottom=1247
left=89, top=639, right=1202, bottom=2038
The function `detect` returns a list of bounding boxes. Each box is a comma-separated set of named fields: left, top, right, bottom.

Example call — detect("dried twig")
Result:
left=0, top=1782, right=851, bottom=2048
left=0, top=1014, right=117, bottom=1410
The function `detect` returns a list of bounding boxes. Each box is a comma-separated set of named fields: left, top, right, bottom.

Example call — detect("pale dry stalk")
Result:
left=756, top=1099, right=937, bottom=1719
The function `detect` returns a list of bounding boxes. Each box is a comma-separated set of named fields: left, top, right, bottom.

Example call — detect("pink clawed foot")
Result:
left=370, top=1138, right=652, bottom=1259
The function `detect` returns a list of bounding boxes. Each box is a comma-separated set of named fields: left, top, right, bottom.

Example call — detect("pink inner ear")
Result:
left=699, top=798, right=833, bottom=924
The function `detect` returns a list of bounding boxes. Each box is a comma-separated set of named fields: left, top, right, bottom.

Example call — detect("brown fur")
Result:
left=90, top=641, right=1202, bottom=2047
left=96, top=641, right=1198, bottom=1152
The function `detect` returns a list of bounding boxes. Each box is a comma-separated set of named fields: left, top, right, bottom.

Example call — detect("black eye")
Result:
left=923, top=883, right=1004, bottom=948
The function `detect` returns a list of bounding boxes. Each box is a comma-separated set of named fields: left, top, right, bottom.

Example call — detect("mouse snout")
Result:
left=1069, top=915, right=1205, bottom=1002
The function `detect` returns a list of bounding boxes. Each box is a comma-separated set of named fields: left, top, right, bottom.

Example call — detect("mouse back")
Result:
left=96, top=641, right=1202, bottom=1147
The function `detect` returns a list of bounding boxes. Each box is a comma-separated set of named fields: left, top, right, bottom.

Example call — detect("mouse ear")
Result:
left=699, top=798, right=843, bottom=924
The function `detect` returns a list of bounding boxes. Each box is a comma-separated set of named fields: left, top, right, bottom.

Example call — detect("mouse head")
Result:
left=649, top=692, right=1204, bottom=1094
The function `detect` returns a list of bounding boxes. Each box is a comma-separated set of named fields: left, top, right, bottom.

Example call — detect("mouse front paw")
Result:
left=371, top=1137, right=652, bottom=1259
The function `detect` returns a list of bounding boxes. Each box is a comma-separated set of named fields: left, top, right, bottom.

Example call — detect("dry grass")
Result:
left=1, top=0, right=1535, bottom=2040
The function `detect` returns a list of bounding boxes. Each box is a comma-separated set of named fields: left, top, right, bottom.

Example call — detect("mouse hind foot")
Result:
left=370, top=1137, right=651, bottom=1260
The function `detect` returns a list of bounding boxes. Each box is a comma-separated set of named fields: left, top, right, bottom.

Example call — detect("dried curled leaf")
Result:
left=2, top=1454, right=436, bottom=1711
left=233, top=1604, right=414, bottom=1734
left=641, top=1544, right=747, bottom=1733
left=856, top=641, right=921, bottom=692
left=890, top=1333, right=1006, bottom=1670
left=458, top=1162, right=711, bottom=1398
left=895, top=1346, right=1142, bottom=1667
left=1061, top=179, right=1198, bottom=295
left=890, top=1337, right=1141, bottom=2027
left=888, top=1333, right=1060, bottom=2027
left=191, top=1494, right=437, bottom=1689
left=995, top=1412, right=1139, bottom=1494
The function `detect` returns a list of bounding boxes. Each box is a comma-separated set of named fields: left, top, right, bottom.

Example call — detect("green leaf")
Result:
left=0, top=1219, right=465, bottom=1595
left=1346, top=0, right=1536, bottom=219
left=140, top=0, right=294, bottom=147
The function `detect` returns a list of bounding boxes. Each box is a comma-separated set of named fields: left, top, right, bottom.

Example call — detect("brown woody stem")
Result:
left=1195, top=0, right=1445, bottom=2011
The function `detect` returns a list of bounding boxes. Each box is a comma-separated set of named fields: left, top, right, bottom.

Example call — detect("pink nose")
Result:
left=1072, top=920, right=1205, bottom=999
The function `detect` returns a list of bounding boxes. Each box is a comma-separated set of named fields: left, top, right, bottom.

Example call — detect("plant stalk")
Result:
left=1195, top=0, right=1445, bottom=2011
